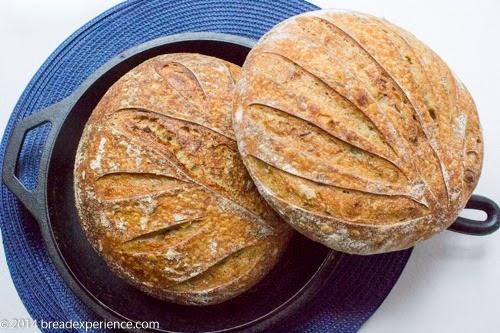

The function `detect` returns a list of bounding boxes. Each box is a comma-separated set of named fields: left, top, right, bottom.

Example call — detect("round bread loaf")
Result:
left=74, top=53, right=291, bottom=305
left=233, top=10, right=483, bottom=255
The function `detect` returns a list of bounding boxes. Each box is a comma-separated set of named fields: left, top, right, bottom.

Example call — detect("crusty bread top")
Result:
left=74, top=53, right=291, bottom=305
left=233, top=10, right=483, bottom=254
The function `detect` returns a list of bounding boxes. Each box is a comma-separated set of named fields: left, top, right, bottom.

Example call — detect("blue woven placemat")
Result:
left=0, top=1, right=412, bottom=332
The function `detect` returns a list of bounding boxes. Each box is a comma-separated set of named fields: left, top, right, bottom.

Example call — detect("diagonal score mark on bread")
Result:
left=95, top=172, right=191, bottom=200
left=157, top=61, right=208, bottom=115
left=170, top=245, right=261, bottom=289
left=168, top=241, right=281, bottom=295
left=246, top=155, right=430, bottom=225
left=242, top=103, right=430, bottom=204
left=121, top=216, right=206, bottom=246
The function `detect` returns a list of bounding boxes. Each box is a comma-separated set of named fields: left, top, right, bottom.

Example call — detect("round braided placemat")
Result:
left=0, top=1, right=412, bottom=332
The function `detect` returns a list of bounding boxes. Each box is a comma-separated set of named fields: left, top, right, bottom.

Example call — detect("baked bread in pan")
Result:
left=74, top=53, right=291, bottom=305
left=233, top=10, right=483, bottom=255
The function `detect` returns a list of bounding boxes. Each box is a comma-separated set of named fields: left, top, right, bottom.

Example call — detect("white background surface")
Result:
left=0, top=1, right=498, bottom=332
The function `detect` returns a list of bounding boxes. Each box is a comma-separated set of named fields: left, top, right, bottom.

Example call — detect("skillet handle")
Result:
left=2, top=98, right=71, bottom=222
left=448, top=195, right=500, bottom=236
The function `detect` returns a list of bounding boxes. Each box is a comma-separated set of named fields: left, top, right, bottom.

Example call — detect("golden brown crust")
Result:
left=233, top=10, right=483, bottom=254
left=74, top=53, right=291, bottom=305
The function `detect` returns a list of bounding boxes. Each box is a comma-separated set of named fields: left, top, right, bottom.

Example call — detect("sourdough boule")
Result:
left=233, top=10, right=483, bottom=255
left=74, top=53, right=291, bottom=305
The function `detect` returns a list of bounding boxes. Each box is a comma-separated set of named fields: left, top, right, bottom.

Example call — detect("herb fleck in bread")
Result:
left=233, top=10, right=483, bottom=254
left=74, top=53, right=291, bottom=305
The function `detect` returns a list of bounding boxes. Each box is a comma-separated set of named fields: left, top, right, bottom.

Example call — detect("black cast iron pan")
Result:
left=2, top=32, right=500, bottom=332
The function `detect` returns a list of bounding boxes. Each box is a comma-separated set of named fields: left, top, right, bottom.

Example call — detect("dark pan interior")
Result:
left=46, top=38, right=336, bottom=332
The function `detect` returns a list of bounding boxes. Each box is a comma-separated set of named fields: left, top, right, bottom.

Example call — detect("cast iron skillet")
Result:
left=2, top=32, right=500, bottom=332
